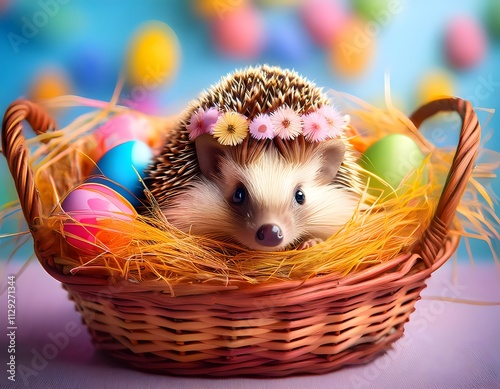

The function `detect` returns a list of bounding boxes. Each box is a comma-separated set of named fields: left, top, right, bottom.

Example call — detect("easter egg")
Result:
left=194, top=0, right=248, bottom=19
left=351, top=0, right=396, bottom=22
left=89, top=140, right=153, bottom=206
left=71, top=43, right=114, bottom=91
left=485, top=1, right=500, bottom=40
left=358, top=134, right=428, bottom=198
left=211, top=4, right=265, bottom=60
left=93, top=113, right=155, bottom=158
left=417, top=69, right=454, bottom=104
left=330, top=17, right=375, bottom=77
left=444, top=15, right=486, bottom=70
left=60, top=183, right=137, bottom=254
left=264, top=13, right=312, bottom=63
left=125, top=21, right=180, bottom=88
left=28, top=67, right=71, bottom=101
left=300, top=0, right=349, bottom=46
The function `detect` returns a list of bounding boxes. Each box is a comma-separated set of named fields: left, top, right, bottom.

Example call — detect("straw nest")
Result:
left=10, top=69, right=499, bottom=290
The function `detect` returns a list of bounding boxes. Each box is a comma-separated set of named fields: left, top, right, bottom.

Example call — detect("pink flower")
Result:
left=302, top=111, right=330, bottom=142
left=201, top=107, right=220, bottom=134
left=318, top=105, right=348, bottom=138
left=186, top=107, right=220, bottom=140
left=249, top=113, right=274, bottom=140
left=271, top=106, right=303, bottom=140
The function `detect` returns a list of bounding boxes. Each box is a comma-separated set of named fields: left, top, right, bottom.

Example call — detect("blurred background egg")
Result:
left=210, top=3, right=265, bottom=60
left=300, top=0, right=349, bottom=47
left=60, top=183, right=137, bottom=254
left=351, top=0, right=393, bottom=22
left=28, top=66, right=72, bottom=101
left=88, top=140, right=153, bottom=206
left=358, top=134, right=428, bottom=198
left=70, top=42, right=116, bottom=93
left=125, top=20, right=180, bottom=89
left=416, top=69, right=455, bottom=105
left=194, top=0, right=249, bottom=19
left=263, top=11, right=312, bottom=64
left=444, top=15, right=487, bottom=70
left=330, top=17, right=376, bottom=77
left=485, top=0, right=500, bottom=40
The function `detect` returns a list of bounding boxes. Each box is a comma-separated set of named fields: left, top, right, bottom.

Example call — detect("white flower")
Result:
left=318, top=105, right=348, bottom=138
left=271, top=106, right=303, bottom=140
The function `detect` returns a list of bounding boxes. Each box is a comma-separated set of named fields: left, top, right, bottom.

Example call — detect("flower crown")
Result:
left=186, top=105, right=349, bottom=146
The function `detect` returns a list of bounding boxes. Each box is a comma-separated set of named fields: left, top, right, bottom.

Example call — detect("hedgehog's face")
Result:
left=217, top=151, right=316, bottom=251
left=182, top=135, right=357, bottom=251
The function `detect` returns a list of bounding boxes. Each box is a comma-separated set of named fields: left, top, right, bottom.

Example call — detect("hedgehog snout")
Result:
left=255, top=224, right=284, bottom=247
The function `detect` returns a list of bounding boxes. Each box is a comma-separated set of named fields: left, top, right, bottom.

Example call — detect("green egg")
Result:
left=351, top=0, right=397, bottom=22
left=486, top=0, right=500, bottom=40
left=358, top=134, right=428, bottom=198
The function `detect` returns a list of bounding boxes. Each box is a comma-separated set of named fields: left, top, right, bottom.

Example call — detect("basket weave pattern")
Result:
left=1, top=98, right=480, bottom=376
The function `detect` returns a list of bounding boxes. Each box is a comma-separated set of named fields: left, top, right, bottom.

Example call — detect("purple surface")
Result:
left=1, top=259, right=499, bottom=389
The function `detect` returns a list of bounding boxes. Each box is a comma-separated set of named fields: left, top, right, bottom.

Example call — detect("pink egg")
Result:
left=211, top=4, right=265, bottom=60
left=94, top=112, right=154, bottom=155
left=300, top=0, right=349, bottom=47
left=60, top=183, right=137, bottom=254
left=445, top=15, right=486, bottom=70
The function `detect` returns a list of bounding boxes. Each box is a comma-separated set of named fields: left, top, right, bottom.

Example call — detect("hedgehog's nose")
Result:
left=256, top=224, right=283, bottom=247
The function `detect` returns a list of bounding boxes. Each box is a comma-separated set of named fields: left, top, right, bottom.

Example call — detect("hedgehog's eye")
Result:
left=232, top=186, right=246, bottom=204
left=295, top=189, right=305, bottom=205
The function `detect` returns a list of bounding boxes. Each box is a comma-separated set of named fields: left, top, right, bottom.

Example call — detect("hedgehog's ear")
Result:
left=195, top=134, right=226, bottom=178
left=318, top=139, right=346, bottom=184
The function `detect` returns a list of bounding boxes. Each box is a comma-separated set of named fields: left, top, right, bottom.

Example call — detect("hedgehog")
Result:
left=144, top=65, right=362, bottom=251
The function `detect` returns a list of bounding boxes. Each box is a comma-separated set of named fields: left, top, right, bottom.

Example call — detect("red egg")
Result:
left=211, top=4, right=265, bottom=60
left=60, top=183, right=137, bottom=254
left=300, top=0, right=349, bottom=47
left=445, top=15, right=486, bottom=70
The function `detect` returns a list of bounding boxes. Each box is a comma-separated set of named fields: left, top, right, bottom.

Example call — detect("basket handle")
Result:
left=1, top=99, right=56, bottom=228
left=410, top=97, right=481, bottom=267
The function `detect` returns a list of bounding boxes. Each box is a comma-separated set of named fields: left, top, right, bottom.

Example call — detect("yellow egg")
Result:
left=417, top=70, right=455, bottom=104
left=125, top=21, right=180, bottom=88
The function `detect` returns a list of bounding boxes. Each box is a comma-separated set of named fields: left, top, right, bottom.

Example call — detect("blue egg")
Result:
left=88, top=140, right=153, bottom=207
left=263, top=12, right=312, bottom=64
left=70, top=43, right=115, bottom=91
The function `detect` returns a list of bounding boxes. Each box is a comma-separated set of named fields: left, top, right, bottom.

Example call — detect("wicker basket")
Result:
left=1, top=97, right=480, bottom=377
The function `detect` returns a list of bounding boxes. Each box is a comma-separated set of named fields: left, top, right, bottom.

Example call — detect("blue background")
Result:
left=0, top=0, right=499, bottom=260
